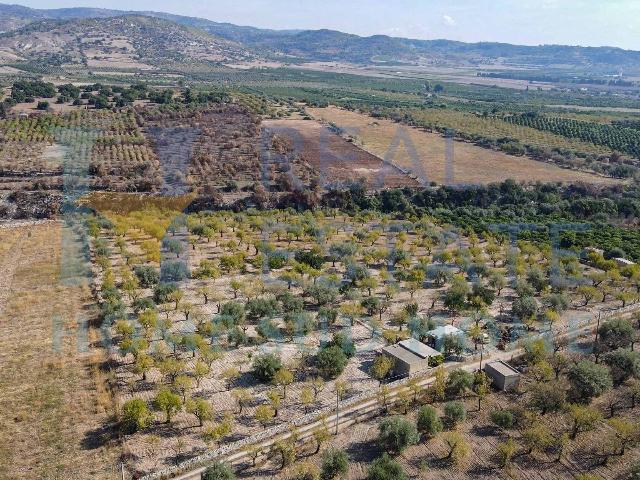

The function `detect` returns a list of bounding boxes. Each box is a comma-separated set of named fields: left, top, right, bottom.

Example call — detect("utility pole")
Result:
left=335, top=391, right=339, bottom=435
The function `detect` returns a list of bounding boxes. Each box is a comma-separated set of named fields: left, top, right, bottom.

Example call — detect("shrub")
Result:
left=160, top=260, right=190, bottom=281
left=446, top=369, right=474, bottom=397
left=291, top=462, right=320, bottom=480
left=367, top=453, right=407, bottom=480
left=320, top=448, right=349, bottom=480
left=220, top=301, right=246, bottom=325
left=597, top=318, right=635, bottom=352
left=202, top=461, right=236, bottom=480
left=490, top=409, right=515, bottom=429
left=252, top=353, right=283, bottom=382
left=153, top=282, right=178, bottom=304
left=529, top=381, right=566, bottom=414
left=603, top=349, right=640, bottom=385
left=512, top=296, right=538, bottom=319
left=121, top=398, right=151, bottom=433
left=316, top=345, right=348, bottom=379
left=295, top=249, right=324, bottom=269
left=246, top=297, right=279, bottom=320
left=443, top=401, right=466, bottom=427
left=416, top=405, right=443, bottom=437
left=134, top=265, right=159, bottom=287
left=132, top=296, right=155, bottom=314
left=378, top=416, right=419, bottom=454
left=567, top=360, right=613, bottom=403
left=323, top=332, right=356, bottom=358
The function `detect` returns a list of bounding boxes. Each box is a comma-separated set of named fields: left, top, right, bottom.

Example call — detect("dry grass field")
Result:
left=307, top=107, right=621, bottom=186
left=0, top=222, right=121, bottom=479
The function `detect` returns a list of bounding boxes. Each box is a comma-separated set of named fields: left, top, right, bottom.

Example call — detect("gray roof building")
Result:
left=483, top=360, right=520, bottom=391
left=380, top=339, right=440, bottom=378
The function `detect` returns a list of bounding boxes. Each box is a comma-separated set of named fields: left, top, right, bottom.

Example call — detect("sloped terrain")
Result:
left=0, top=15, right=254, bottom=68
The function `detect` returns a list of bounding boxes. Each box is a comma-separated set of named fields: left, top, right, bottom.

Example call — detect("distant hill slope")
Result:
left=0, top=15, right=254, bottom=68
left=1, top=2, right=640, bottom=71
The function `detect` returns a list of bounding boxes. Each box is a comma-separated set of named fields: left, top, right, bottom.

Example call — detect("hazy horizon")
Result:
left=10, top=0, right=640, bottom=51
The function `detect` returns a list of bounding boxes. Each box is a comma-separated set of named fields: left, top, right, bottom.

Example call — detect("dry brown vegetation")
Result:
left=262, top=119, right=419, bottom=189
left=307, top=106, right=623, bottom=186
left=0, top=222, right=120, bottom=479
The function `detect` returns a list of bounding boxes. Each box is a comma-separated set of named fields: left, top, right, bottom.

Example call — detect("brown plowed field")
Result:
left=262, top=119, right=419, bottom=189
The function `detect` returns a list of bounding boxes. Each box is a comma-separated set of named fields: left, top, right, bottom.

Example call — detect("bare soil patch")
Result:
left=262, top=119, right=419, bottom=189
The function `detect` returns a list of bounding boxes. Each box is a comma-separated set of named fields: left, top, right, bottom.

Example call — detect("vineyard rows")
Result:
left=406, top=108, right=612, bottom=156
left=505, top=114, right=640, bottom=158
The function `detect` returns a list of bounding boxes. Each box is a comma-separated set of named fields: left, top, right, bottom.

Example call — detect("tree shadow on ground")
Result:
left=81, top=420, right=119, bottom=451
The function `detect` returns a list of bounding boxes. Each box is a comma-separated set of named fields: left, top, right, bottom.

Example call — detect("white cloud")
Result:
left=442, top=15, right=456, bottom=26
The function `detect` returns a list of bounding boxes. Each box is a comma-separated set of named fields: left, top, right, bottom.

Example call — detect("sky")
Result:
left=16, top=0, right=640, bottom=50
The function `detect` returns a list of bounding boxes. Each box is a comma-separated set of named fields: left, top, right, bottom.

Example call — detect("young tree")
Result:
left=153, top=388, right=182, bottom=423
left=185, top=398, right=213, bottom=427
left=291, top=462, right=320, bottom=480
left=193, top=361, right=210, bottom=387
left=121, top=398, right=151, bottom=433
left=313, top=421, right=331, bottom=454
left=568, top=404, right=602, bottom=439
left=232, top=388, right=251, bottom=414
left=432, top=366, right=447, bottom=401
left=134, top=352, right=154, bottom=381
left=255, top=405, right=275, bottom=429
left=443, top=432, right=469, bottom=464
left=522, top=424, right=553, bottom=455
left=607, top=417, right=639, bottom=455
left=473, top=370, right=491, bottom=411
left=496, top=437, right=517, bottom=469
left=272, top=439, right=296, bottom=469
left=370, top=355, right=395, bottom=385
left=267, top=389, right=282, bottom=417
left=173, top=374, right=193, bottom=403
left=273, top=368, right=294, bottom=398
left=296, top=386, right=313, bottom=414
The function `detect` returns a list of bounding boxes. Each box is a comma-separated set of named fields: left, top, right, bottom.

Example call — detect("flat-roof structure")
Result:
left=398, top=338, right=441, bottom=359
left=483, top=360, right=520, bottom=391
left=424, top=325, right=465, bottom=351
left=381, top=344, right=430, bottom=378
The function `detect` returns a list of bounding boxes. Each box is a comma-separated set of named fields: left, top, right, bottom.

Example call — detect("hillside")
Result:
left=0, top=15, right=254, bottom=68
left=1, top=3, right=640, bottom=72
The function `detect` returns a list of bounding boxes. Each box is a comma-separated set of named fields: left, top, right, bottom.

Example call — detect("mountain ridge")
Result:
left=1, top=3, right=639, bottom=71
